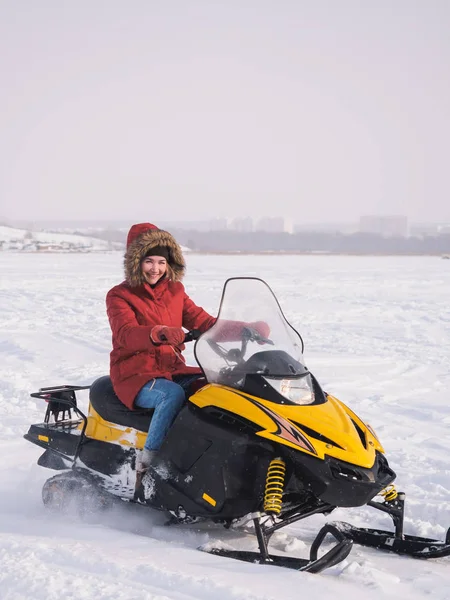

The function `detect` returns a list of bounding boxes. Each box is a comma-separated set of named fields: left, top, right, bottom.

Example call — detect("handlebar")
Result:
left=184, top=329, right=202, bottom=343
left=158, top=329, right=202, bottom=344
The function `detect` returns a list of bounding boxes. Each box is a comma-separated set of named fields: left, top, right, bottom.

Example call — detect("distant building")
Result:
left=159, top=220, right=212, bottom=232
left=229, top=217, right=254, bottom=232
left=438, top=224, right=450, bottom=235
left=409, top=223, right=439, bottom=237
left=359, top=215, right=408, bottom=237
left=408, top=222, right=450, bottom=237
left=208, top=218, right=229, bottom=231
left=292, top=222, right=357, bottom=234
left=255, top=217, right=291, bottom=233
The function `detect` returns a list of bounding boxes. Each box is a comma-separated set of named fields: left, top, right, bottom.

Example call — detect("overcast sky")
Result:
left=1, top=1, right=449, bottom=225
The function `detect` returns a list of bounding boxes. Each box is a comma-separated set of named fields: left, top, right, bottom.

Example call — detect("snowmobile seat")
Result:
left=89, top=376, right=153, bottom=432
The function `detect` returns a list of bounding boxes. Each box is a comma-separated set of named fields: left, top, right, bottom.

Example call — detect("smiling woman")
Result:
left=141, top=254, right=168, bottom=285
left=106, top=222, right=217, bottom=476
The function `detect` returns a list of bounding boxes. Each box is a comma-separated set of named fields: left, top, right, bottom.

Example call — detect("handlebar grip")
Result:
left=184, top=329, right=201, bottom=343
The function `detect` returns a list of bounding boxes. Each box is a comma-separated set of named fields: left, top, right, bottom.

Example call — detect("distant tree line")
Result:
left=91, top=228, right=450, bottom=255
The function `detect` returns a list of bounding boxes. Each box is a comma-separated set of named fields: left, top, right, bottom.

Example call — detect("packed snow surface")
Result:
left=0, top=253, right=449, bottom=600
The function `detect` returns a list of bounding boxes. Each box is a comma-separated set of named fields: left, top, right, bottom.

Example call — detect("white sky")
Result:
left=1, top=0, right=450, bottom=224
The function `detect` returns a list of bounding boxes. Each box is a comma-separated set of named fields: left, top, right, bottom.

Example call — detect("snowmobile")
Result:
left=24, top=278, right=450, bottom=572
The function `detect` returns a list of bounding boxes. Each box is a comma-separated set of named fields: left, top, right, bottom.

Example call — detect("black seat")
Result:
left=89, top=376, right=153, bottom=432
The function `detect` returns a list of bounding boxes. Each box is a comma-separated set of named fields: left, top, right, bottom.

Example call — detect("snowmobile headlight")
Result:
left=263, top=375, right=315, bottom=405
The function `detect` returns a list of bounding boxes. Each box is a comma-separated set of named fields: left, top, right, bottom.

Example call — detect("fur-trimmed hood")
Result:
left=124, top=223, right=185, bottom=287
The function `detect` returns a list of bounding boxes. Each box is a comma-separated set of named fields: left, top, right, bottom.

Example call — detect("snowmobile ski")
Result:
left=331, top=488, right=450, bottom=559
left=332, top=521, right=450, bottom=559
left=200, top=521, right=353, bottom=573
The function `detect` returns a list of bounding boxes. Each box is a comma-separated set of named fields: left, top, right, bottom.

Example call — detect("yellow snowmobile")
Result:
left=24, top=278, right=450, bottom=571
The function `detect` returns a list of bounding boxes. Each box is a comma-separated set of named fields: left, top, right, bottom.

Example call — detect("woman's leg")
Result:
left=135, top=378, right=186, bottom=451
left=172, top=374, right=205, bottom=398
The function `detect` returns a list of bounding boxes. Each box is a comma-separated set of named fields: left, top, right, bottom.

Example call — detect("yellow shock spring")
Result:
left=380, top=484, right=398, bottom=502
left=263, top=458, right=286, bottom=515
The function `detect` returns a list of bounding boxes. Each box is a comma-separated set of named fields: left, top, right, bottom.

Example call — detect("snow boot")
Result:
left=134, top=449, right=158, bottom=501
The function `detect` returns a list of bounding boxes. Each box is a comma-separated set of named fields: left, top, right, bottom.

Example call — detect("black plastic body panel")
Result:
left=144, top=403, right=275, bottom=518
left=24, top=421, right=82, bottom=456
left=284, top=448, right=396, bottom=507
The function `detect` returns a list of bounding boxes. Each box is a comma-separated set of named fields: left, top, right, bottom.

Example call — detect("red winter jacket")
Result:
left=106, top=280, right=215, bottom=409
left=106, top=222, right=215, bottom=409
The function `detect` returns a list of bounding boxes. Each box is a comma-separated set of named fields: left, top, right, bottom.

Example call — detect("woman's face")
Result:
left=141, top=256, right=167, bottom=285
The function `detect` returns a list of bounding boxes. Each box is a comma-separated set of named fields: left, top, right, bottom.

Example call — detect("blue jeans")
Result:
left=135, top=375, right=200, bottom=451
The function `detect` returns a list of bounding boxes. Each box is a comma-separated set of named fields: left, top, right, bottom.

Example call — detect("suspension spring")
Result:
left=380, top=484, right=398, bottom=502
left=263, top=458, right=286, bottom=515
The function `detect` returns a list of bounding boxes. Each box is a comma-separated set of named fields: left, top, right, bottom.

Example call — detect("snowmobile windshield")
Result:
left=194, top=278, right=309, bottom=398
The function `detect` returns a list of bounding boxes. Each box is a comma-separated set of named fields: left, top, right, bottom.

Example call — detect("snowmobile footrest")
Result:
left=331, top=522, right=450, bottom=559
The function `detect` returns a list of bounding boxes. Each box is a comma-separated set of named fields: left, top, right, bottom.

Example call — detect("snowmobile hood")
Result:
left=190, top=385, right=384, bottom=469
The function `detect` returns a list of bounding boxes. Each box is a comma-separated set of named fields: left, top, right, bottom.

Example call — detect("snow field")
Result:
left=0, top=252, right=449, bottom=599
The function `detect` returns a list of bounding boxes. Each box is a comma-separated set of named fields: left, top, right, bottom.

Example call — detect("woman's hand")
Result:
left=248, top=321, right=270, bottom=340
left=151, top=325, right=185, bottom=346
left=211, top=320, right=270, bottom=343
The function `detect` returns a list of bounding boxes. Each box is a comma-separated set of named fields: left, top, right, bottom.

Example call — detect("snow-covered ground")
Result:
left=0, top=252, right=449, bottom=600
left=0, top=225, right=123, bottom=251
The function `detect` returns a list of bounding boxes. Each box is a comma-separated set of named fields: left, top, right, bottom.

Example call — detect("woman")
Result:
left=107, top=222, right=269, bottom=480
left=106, top=222, right=216, bottom=472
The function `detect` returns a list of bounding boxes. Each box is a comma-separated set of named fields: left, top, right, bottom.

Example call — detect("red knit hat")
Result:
left=126, top=223, right=158, bottom=249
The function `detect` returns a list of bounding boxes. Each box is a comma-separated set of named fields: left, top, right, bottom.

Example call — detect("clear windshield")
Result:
left=194, top=278, right=305, bottom=387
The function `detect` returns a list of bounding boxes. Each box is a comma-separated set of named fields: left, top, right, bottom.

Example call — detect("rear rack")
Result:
left=30, top=385, right=91, bottom=462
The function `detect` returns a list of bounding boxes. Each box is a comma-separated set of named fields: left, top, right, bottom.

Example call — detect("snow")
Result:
left=0, top=252, right=449, bottom=600
left=0, top=225, right=191, bottom=253
left=0, top=225, right=122, bottom=251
